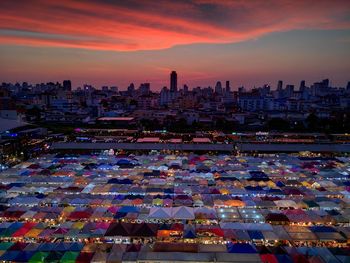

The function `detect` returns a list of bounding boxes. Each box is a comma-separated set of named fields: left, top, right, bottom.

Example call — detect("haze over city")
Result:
left=1, top=1, right=350, bottom=262
left=1, top=0, right=350, bottom=90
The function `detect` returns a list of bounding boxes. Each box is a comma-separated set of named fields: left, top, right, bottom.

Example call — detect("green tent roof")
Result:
left=29, top=251, right=49, bottom=263
left=0, top=242, right=14, bottom=250
left=60, top=251, right=79, bottom=263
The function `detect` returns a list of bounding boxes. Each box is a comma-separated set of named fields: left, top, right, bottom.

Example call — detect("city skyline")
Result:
left=0, top=0, right=350, bottom=90
left=2, top=74, right=350, bottom=92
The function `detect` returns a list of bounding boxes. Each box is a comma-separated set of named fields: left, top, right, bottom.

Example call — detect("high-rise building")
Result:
left=110, top=86, right=118, bottom=92
left=170, top=71, right=177, bottom=92
left=63, top=80, right=72, bottom=91
left=225, top=81, right=231, bottom=93
left=127, top=83, right=135, bottom=94
left=277, top=80, right=283, bottom=90
left=215, top=81, right=223, bottom=94
left=286, top=84, right=294, bottom=97
left=139, top=83, right=150, bottom=95
left=322, top=79, right=329, bottom=88
left=183, top=84, right=189, bottom=94
left=299, top=80, right=306, bottom=91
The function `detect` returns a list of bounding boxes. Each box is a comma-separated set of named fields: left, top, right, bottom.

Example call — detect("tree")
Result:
left=306, top=113, right=319, bottom=131
left=26, top=106, right=42, bottom=121
left=267, top=118, right=290, bottom=131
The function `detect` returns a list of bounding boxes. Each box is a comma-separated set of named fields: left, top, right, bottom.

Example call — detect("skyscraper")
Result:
left=215, top=81, right=223, bottom=94
left=225, top=81, right=231, bottom=93
left=277, top=80, right=283, bottom=90
left=63, top=80, right=72, bottom=91
left=170, top=71, right=177, bottom=92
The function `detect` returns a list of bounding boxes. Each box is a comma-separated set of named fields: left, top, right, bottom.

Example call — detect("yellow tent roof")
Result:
left=72, top=222, right=85, bottom=229
left=24, top=228, right=43, bottom=238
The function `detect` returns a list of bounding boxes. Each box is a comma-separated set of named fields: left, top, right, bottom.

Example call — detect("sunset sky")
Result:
left=0, top=0, right=350, bottom=90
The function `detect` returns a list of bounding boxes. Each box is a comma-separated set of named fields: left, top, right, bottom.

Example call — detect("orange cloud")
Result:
left=0, top=0, right=349, bottom=51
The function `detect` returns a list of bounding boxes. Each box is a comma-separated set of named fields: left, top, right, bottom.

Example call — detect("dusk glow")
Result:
left=0, top=0, right=350, bottom=88
left=1, top=1, right=350, bottom=261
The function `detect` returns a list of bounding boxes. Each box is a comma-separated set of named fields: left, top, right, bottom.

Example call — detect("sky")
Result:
left=0, top=0, right=350, bottom=90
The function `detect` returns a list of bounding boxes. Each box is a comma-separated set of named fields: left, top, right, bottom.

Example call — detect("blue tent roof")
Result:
left=68, top=242, right=84, bottom=251
left=164, top=188, right=174, bottom=194
left=247, top=230, right=264, bottom=240
left=276, top=181, right=285, bottom=187
left=10, top=222, right=24, bottom=230
left=227, top=243, right=257, bottom=253
left=309, top=226, right=336, bottom=233
left=38, top=242, right=56, bottom=251
left=13, top=251, right=35, bottom=262
left=20, top=171, right=30, bottom=176
left=245, top=186, right=263, bottom=191
left=117, top=159, right=131, bottom=165
left=114, top=212, right=127, bottom=219
left=184, top=229, right=196, bottom=239
left=9, top=183, right=25, bottom=187
left=36, top=193, right=46, bottom=199
left=118, top=206, right=140, bottom=213
left=54, top=242, right=71, bottom=252
left=276, top=254, right=293, bottom=263
left=107, top=178, right=132, bottom=184
left=0, top=251, right=20, bottom=261
left=249, top=171, right=268, bottom=177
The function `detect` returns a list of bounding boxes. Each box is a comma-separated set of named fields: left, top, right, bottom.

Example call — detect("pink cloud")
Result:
left=0, top=0, right=349, bottom=51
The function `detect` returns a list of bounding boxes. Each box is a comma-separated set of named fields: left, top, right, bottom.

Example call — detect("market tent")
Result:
left=105, top=223, right=134, bottom=236
left=226, top=243, right=257, bottom=253
left=118, top=206, right=140, bottom=213
left=76, top=252, right=95, bottom=263
left=45, top=251, right=64, bottom=262
left=274, top=200, right=299, bottom=209
left=194, top=207, right=217, bottom=219
left=0, top=242, right=14, bottom=250
left=265, top=213, right=290, bottom=224
left=148, top=207, right=172, bottom=219
left=132, top=223, right=158, bottom=237
left=60, top=251, right=80, bottom=263
left=0, top=251, right=20, bottom=261
left=260, top=254, right=279, bottom=263
left=68, top=243, right=84, bottom=251
left=106, top=251, right=123, bottom=263
left=23, top=243, right=40, bottom=252
left=198, top=244, right=227, bottom=252
left=196, top=226, right=224, bottom=238
left=153, top=242, right=198, bottom=253
left=283, top=209, right=311, bottom=223
left=91, top=251, right=108, bottom=263
left=275, top=254, right=293, bottom=263
left=8, top=242, right=28, bottom=251
left=13, top=251, right=35, bottom=262
left=171, top=206, right=195, bottom=219
left=54, top=243, right=72, bottom=252
left=38, top=243, right=56, bottom=252
left=247, top=230, right=264, bottom=240
left=183, top=228, right=196, bottom=239
left=29, top=251, right=49, bottom=263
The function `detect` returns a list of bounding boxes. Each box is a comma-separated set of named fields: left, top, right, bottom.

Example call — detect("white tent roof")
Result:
left=148, top=207, right=172, bottom=219
left=172, top=206, right=195, bottom=219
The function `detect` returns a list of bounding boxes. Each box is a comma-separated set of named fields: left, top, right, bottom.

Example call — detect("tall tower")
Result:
left=225, top=81, right=231, bottom=93
left=170, top=71, right=177, bottom=92
left=215, top=81, right=223, bottom=94
left=63, top=80, right=72, bottom=91
left=277, top=80, right=283, bottom=90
